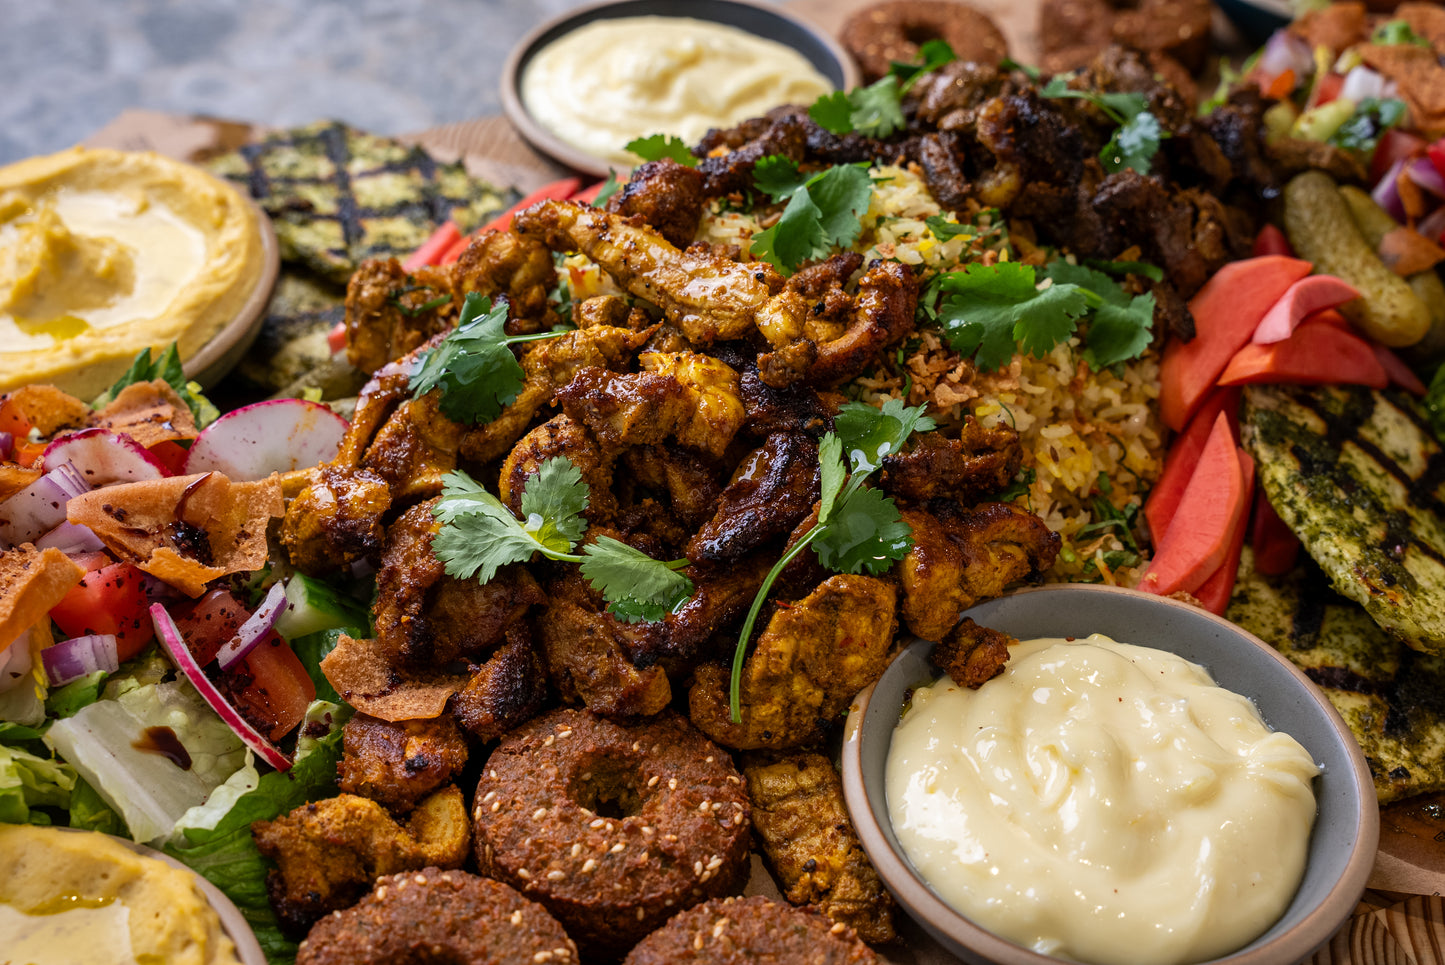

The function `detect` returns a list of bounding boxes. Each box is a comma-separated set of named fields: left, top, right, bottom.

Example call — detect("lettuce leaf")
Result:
left=166, top=701, right=350, bottom=965
left=0, top=739, right=75, bottom=825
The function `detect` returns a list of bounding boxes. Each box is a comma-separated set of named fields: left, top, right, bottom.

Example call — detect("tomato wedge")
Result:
left=169, top=588, right=250, bottom=666
left=227, top=632, right=316, bottom=741
left=50, top=562, right=154, bottom=661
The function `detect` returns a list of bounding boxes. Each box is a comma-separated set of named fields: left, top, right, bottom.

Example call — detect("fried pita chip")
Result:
left=320, top=633, right=467, bottom=721
left=67, top=472, right=284, bottom=597
left=0, top=545, right=84, bottom=646
left=1361, top=43, right=1445, bottom=136
left=91, top=380, right=198, bottom=448
left=0, top=385, right=92, bottom=437
left=1398, top=2, right=1445, bottom=55
left=0, top=466, right=42, bottom=502
left=1290, top=2, right=1368, bottom=54
left=1380, top=225, right=1445, bottom=276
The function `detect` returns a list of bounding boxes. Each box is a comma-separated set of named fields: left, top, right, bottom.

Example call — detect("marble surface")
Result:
left=0, top=0, right=611, bottom=166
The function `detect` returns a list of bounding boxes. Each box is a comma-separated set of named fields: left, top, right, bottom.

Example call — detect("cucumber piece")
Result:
left=274, top=574, right=369, bottom=640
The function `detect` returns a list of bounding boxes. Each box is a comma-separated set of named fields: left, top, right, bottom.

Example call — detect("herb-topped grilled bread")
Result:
left=1228, top=547, right=1445, bottom=804
left=1241, top=382, right=1445, bottom=653
left=209, top=120, right=515, bottom=283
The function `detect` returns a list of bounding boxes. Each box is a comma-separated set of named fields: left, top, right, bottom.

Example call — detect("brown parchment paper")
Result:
left=76, top=2, right=1445, bottom=961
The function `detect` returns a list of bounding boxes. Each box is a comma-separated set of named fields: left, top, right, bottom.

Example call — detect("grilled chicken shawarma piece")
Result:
left=448, top=625, right=550, bottom=743
left=688, top=433, right=820, bottom=563
left=253, top=786, right=470, bottom=937
left=620, top=445, right=723, bottom=530
left=500, top=415, right=617, bottom=522
left=897, top=502, right=1061, bottom=642
left=743, top=751, right=896, bottom=944
left=513, top=199, right=782, bottom=344
left=282, top=466, right=392, bottom=574
left=605, top=157, right=707, bottom=249
left=536, top=570, right=672, bottom=718
left=464, top=322, right=657, bottom=468
left=622, top=554, right=775, bottom=673
left=1229, top=547, right=1445, bottom=804
left=337, top=714, right=469, bottom=814
left=373, top=500, right=544, bottom=667
left=880, top=418, right=1023, bottom=504
left=344, top=259, right=457, bottom=375
left=689, top=575, right=897, bottom=750
left=555, top=353, right=745, bottom=459
left=361, top=392, right=463, bottom=502
left=452, top=228, right=558, bottom=330
left=932, top=618, right=1016, bottom=688
left=757, top=260, right=919, bottom=388
left=1242, top=383, right=1445, bottom=653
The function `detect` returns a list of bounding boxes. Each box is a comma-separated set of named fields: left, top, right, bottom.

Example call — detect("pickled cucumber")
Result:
left=1339, top=184, right=1445, bottom=365
left=1283, top=170, right=1431, bottom=347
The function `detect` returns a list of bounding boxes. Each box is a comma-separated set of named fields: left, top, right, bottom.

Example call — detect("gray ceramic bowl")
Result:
left=842, top=584, right=1377, bottom=965
left=500, top=0, right=860, bottom=178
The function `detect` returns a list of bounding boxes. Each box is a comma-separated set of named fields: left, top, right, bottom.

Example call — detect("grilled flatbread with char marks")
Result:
left=1241, top=383, right=1445, bottom=653
left=1228, top=547, right=1445, bottom=804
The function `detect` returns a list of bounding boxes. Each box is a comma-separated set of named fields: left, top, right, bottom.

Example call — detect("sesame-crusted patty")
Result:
left=295, top=867, right=576, bottom=965
left=623, top=896, right=882, bottom=964
left=472, top=708, right=752, bottom=958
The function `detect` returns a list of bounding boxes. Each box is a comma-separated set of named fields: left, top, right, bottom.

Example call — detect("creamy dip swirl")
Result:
left=521, top=16, right=834, bottom=166
left=886, top=634, right=1320, bottom=965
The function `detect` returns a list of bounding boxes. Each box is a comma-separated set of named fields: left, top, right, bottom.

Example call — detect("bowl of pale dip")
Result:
left=501, top=0, right=859, bottom=178
left=0, top=823, right=266, bottom=965
left=842, top=583, right=1377, bottom=965
left=0, top=147, right=279, bottom=398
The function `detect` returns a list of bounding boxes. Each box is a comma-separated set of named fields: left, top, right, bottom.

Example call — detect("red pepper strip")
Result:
left=402, top=220, right=462, bottom=271
left=439, top=177, right=585, bottom=265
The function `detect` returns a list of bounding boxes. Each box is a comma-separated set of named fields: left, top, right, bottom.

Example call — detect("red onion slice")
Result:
left=150, top=603, right=292, bottom=771
left=0, top=431, right=12, bottom=461
left=43, top=633, right=120, bottom=686
left=1373, top=158, right=1408, bottom=223
left=1418, top=204, right=1445, bottom=244
left=1257, top=30, right=1313, bottom=85
left=215, top=581, right=288, bottom=671
left=35, top=521, right=106, bottom=555
left=0, top=463, right=91, bottom=548
left=42, top=428, right=170, bottom=486
left=1407, top=157, right=1445, bottom=198
left=1339, top=66, right=1386, bottom=104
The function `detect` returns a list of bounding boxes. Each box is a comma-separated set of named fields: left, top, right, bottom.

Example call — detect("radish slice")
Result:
left=43, top=633, right=120, bottom=686
left=0, top=463, right=90, bottom=548
left=43, top=428, right=170, bottom=486
left=151, top=603, right=292, bottom=771
left=184, top=399, right=348, bottom=480
left=35, top=521, right=106, bottom=555
left=215, top=582, right=288, bottom=671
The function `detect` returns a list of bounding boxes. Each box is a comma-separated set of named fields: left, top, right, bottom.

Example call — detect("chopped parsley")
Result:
left=91, top=343, right=219, bottom=427
left=432, top=459, right=693, bottom=623
left=929, top=260, right=1155, bottom=372
left=730, top=398, right=934, bottom=720
left=624, top=134, right=700, bottom=167
left=409, top=292, right=570, bottom=423
left=1040, top=75, right=1167, bottom=175
left=809, top=40, right=958, bottom=139
left=749, top=159, right=873, bottom=275
left=1328, top=98, right=1407, bottom=155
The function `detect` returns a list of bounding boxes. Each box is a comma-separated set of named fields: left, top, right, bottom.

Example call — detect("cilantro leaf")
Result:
left=936, top=263, right=1089, bottom=370
left=750, top=165, right=873, bottom=275
left=816, top=433, right=847, bottom=526
left=1103, top=109, right=1163, bottom=174
left=751, top=187, right=831, bottom=274
left=579, top=536, right=692, bottom=623
left=811, top=485, right=914, bottom=575
left=849, top=76, right=907, bottom=138
left=1000, top=57, right=1042, bottom=80
left=1329, top=98, right=1407, bottom=155
left=926, top=215, right=976, bottom=240
left=1084, top=258, right=1163, bottom=282
left=592, top=170, right=622, bottom=207
left=890, top=39, right=957, bottom=92
left=833, top=398, right=936, bottom=474
left=431, top=472, right=546, bottom=583
left=753, top=155, right=810, bottom=200
left=1372, top=19, right=1432, bottom=47
left=809, top=91, right=855, bottom=135
left=518, top=456, right=589, bottom=552
left=410, top=292, right=567, bottom=423
left=625, top=134, right=699, bottom=167
left=1042, top=77, right=1165, bottom=174
left=1085, top=293, right=1156, bottom=369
